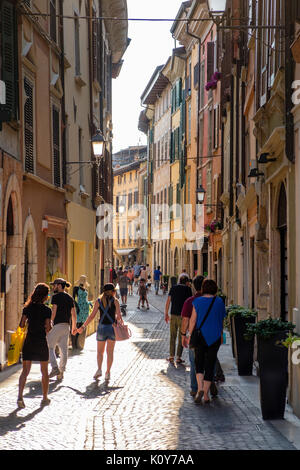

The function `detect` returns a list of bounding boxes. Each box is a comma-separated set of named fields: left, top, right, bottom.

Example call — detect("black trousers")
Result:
left=194, top=335, right=222, bottom=382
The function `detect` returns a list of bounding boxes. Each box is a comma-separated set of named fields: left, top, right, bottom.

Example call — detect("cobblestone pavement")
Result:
left=0, top=289, right=297, bottom=450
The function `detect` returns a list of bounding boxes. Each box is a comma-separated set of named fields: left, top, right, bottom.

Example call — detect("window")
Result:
left=24, top=77, right=34, bottom=174
left=74, top=13, right=80, bottom=76
left=50, top=0, right=57, bottom=42
left=52, top=105, right=61, bottom=186
left=188, top=102, right=191, bottom=145
left=78, top=127, right=84, bottom=187
left=207, top=42, right=215, bottom=82
left=260, top=0, right=268, bottom=105
left=200, top=61, right=205, bottom=109
left=213, top=105, right=219, bottom=149
left=1, top=1, right=18, bottom=122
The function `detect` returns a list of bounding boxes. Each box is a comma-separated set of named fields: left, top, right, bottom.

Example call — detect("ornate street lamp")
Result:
left=207, top=0, right=226, bottom=26
left=92, top=129, right=105, bottom=158
left=196, top=185, right=206, bottom=204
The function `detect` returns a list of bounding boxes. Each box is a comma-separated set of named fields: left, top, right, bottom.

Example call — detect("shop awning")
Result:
left=115, top=248, right=137, bottom=256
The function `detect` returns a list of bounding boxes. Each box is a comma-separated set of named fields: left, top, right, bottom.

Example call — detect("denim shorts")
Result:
left=96, top=324, right=115, bottom=342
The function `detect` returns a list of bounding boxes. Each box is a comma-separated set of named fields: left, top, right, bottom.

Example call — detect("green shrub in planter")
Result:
left=245, top=317, right=295, bottom=420
left=226, top=305, right=242, bottom=358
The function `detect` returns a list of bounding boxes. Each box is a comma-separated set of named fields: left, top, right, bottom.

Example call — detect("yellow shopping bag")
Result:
left=7, top=327, right=26, bottom=366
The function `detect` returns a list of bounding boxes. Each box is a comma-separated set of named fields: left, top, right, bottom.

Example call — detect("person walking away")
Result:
left=187, top=279, right=227, bottom=404
left=72, top=275, right=91, bottom=349
left=137, top=279, right=150, bottom=310
left=178, top=268, right=189, bottom=280
left=154, top=266, right=162, bottom=295
left=77, top=283, right=123, bottom=381
left=17, top=283, right=52, bottom=408
left=119, top=270, right=129, bottom=304
left=146, top=264, right=151, bottom=279
left=181, top=276, right=204, bottom=397
left=133, top=262, right=141, bottom=286
left=140, top=266, right=147, bottom=282
left=164, top=276, right=193, bottom=364
left=127, top=268, right=134, bottom=296
left=47, top=278, right=77, bottom=381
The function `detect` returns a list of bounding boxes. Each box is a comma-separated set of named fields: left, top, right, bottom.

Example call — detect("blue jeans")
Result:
left=154, top=280, right=160, bottom=293
left=189, top=348, right=198, bottom=393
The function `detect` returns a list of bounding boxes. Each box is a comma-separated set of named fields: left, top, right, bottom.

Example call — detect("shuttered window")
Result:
left=207, top=42, right=215, bottom=82
left=24, top=77, right=34, bottom=174
left=74, top=14, right=80, bottom=76
left=50, top=0, right=57, bottom=42
left=52, top=106, right=61, bottom=187
left=1, top=1, right=18, bottom=122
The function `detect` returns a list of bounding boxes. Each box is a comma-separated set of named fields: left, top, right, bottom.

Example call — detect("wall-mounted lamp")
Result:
left=258, top=153, right=277, bottom=164
left=196, top=185, right=206, bottom=204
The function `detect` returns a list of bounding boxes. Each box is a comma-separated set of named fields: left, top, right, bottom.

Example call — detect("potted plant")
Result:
left=226, top=304, right=241, bottom=358
left=229, top=307, right=257, bottom=376
left=245, top=317, right=295, bottom=420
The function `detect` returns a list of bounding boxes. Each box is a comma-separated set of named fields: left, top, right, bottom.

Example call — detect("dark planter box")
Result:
left=257, top=332, right=288, bottom=420
left=233, top=315, right=256, bottom=375
left=229, top=316, right=236, bottom=358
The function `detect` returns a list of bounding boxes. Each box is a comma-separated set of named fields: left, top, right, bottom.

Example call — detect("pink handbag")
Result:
left=113, top=321, right=132, bottom=341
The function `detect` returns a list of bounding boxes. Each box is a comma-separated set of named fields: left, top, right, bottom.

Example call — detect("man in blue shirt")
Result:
left=153, top=266, right=162, bottom=295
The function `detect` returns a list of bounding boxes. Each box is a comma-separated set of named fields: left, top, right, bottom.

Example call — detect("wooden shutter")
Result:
left=50, top=0, right=57, bottom=42
left=207, top=42, right=215, bottom=82
left=92, top=8, right=97, bottom=80
left=74, top=15, right=80, bottom=76
left=194, top=62, right=199, bottom=88
left=1, top=1, right=18, bottom=122
left=52, top=106, right=61, bottom=186
left=24, top=78, right=34, bottom=174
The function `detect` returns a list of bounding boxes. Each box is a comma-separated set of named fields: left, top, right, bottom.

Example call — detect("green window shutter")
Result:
left=52, top=106, right=61, bottom=186
left=24, top=78, right=34, bottom=174
left=169, top=185, right=173, bottom=219
left=170, top=131, right=174, bottom=163
left=1, top=1, right=18, bottom=122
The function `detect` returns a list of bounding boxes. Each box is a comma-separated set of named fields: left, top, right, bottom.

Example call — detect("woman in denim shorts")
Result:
left=77, top=283, right=122, bottom=382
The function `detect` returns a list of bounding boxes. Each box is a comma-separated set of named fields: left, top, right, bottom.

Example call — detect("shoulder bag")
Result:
left=189, top=296, right=216, bottom=349
left=98, top=299, right=132, bottom=341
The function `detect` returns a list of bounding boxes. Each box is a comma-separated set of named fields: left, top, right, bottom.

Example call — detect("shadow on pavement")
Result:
left=0, top=406, right=45, bottom=437
left=63, top=381, right=123, bottom=399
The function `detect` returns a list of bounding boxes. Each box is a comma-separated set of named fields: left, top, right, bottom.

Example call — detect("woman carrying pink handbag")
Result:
left=77, top=283, right=130, bottom=382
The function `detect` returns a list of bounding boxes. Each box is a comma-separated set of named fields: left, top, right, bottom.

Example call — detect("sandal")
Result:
left=41, top=398, right=51, bottom=407
left=166, top=357, right=174, bottom=363
left=176, top=358, right=185, bottom=364
left=17, top=399, right=25, bottom=409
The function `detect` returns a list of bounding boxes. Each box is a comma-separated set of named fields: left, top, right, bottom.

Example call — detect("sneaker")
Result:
left=49, top=367, right=60, bottom=378
left=93, top=369, right=102, bottom=380
left=105, top=372, right=110, bottom=381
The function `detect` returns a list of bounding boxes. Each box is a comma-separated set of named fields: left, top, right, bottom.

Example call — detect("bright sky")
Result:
left=112, top=0, right=184, bottom=154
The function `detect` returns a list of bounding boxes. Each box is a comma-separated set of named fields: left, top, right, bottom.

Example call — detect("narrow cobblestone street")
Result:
left=0, top=290, right=299, bottom=451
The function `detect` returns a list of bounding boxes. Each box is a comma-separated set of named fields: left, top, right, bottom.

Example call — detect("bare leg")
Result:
left=196, top=372, right=204, bottom=393
left=40, top=362, right=49, bottom=401
left=18, top=361, right=32, bottom=400
left=106, top=340, right=116, bottom=374
left=97, top=341, right=106, bottom=370
left=203, top=381, right=211, bottom=401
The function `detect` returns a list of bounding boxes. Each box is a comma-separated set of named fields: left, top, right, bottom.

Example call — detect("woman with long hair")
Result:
left=17, top=283, right=52, bottom=408
left=77, top=283, right=122, bottom=381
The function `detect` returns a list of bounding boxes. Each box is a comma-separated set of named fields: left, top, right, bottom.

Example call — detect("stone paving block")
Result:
left=0, top=291, right=298, bottom=450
